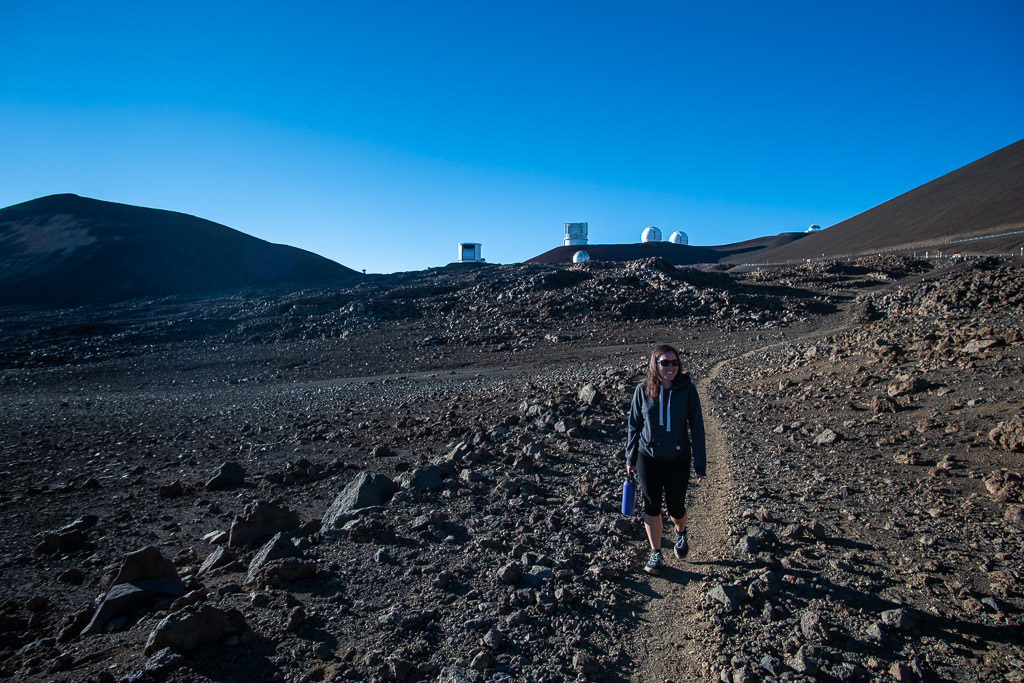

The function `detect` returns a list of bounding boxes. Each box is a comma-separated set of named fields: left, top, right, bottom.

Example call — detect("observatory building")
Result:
left=572, top=250, right=590, bottom=263
left=641, top=226, right=662, bottom=243
left=805, top=224, right=823, bottom=233
left=458, top=242, right=483, bottom=263
left=564, top=222, right=588, bottom=246
left=669, top=231, right=689, bottom=245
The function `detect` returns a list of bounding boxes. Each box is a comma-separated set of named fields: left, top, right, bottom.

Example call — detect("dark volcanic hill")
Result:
left=527, top=232, right=807, bottom=265
left=0, top=194, right=358, bottom=307
left=738, top=137, right=1024, bottom=264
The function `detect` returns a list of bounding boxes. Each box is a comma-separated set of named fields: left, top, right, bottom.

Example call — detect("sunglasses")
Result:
left=657, top=359, right=680, bottom=367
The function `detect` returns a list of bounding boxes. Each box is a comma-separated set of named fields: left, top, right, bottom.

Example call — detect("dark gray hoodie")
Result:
left=625, top=373, right=706, bottom=477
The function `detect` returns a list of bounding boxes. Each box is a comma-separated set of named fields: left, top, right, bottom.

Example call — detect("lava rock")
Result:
left=228, top=500, right=300, bottom=547
left=144, top=604, right=247, bottom=654
left=205, top=461, right=245, bottom=490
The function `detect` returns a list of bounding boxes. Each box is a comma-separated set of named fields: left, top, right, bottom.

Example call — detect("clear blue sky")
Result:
left=2, top=1, right=1022, bottom=273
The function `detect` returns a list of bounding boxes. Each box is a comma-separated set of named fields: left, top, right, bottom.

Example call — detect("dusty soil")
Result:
left=1, top=255, right=1021, bottom=682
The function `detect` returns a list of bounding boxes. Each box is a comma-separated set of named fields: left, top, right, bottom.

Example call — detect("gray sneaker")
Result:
left=644, top=550, right=663, bottom=575
left=674, top=528, right=689, bottom=559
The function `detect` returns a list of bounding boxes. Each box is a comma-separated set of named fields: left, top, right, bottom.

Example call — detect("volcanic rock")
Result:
left=197, top=547, right=237, bottom=576
left=79, top=546, right=186, bottom=637
left=246, top=533, right=301, bottom=584
left=228, top=500, right=300, bottom=547
left=709, top=584, right=745, bottom=612
left=144, top=604, right=248, bottom=654
left=321, top=472, right=396, bottom=535
left=496, top=562, right=524, bottom=585
left=989, top=414, right=1024, bottom=453
left=205, top=461, right=246, bottom=490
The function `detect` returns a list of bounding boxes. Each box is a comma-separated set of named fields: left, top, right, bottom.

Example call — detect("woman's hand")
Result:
left=626, top=464, right=636, bottom=477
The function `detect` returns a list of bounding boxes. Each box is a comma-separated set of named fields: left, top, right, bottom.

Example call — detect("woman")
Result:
left=625, top=344, right=706, bottom=575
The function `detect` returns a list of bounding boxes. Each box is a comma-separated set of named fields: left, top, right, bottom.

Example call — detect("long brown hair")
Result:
left=645, top=343, right=680, bottom=399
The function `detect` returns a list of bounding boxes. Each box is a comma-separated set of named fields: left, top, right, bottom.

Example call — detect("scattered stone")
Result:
left=144, top=604, right=247, bottom=654
left=747, top=571, right=781, bottom=598
left=813, top=428, right=840, bottom=446
left=962, top=337, right=1004, bottom=354
left=398, top=465, right=443, bottom=491
left=881, top=607, right=918, bottom=632
left=197, top=547, right=237, bottom=576
left=468, top=651, right=493, bottom=671
left=990, top=415, right=1024, bottom=453
left=865, top=622, right=885, bottom=642
left=320, top=472, right=396, bottom=535
left=82, top=580, right=181, bottom=637
left=1005, top=504, right=1024, bottom=527
left=887, top=374, right=927, bottom=398
left=872, top=396, right=898, bottom=413
left=578, top=384, right=601, bottom=405
left=158, top=481, right=184, bottom=498
left=340, top=514, right=395, bottom=543
left=228, top=500, right=300, bottom=547
left=285, top=605, right=305, bottom=631
left=144, top=647, right=184, bottom=675
left=246, top=533, right=301, bottom=584
left=33, top=530, right=87, bottom=556
left=786, top=645, right=820, bottom=675
left=807, top=520, right=827, bottom=539
left=205, top=461, right=245, bottom=490
left=496, top=562, right=524, bottom=585
left=889, top=661, right=918, bottom=682
left=573, top=652, right=601, bottom=674
left=437, top=667, right=485, bottom=683
left=799, top=610, right=830, bottom=643
left=708, top=584, right=744, bottom=612
left=481, top=628, right=504, bottom=649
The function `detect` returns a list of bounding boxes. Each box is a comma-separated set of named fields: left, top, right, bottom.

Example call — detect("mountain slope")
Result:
left=738, top=138, right=1024, bottom=263
left=0, top=194, right=357, bottom=307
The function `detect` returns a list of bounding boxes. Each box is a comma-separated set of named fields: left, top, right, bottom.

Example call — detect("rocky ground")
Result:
left=0, top=255, right=1020, bottom=682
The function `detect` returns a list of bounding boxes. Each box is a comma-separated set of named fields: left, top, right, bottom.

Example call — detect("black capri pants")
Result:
left=636, top=454, right=690, bottom=518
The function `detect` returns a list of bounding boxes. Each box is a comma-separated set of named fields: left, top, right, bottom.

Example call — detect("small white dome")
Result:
left=641, top=226, right=662, bottom=242
left=805, top=224, right=823, bottom=233
left=572, top=250, right=590, bottom=263
left=668, top=231, right=688, bottom=245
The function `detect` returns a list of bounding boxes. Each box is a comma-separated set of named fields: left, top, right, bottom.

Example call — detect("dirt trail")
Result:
left=619, top=363, right=739, bottom=682
left=619, top=292, right=878, bottom=681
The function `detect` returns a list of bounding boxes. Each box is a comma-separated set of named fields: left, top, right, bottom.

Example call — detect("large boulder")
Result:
left=81, top=547, right=184, bottom=637
left=228, top=500, right=300, bottom=547
left=112, top=546, right=183, bottom=586
left=81, top=582, right=177, bottom=636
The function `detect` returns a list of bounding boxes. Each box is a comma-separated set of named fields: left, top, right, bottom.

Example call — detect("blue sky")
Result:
left=2, top=1, right=1022, bottom=273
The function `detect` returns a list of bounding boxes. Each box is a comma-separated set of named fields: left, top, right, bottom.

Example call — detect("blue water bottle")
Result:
left=621, top=478, right=636, bottom=516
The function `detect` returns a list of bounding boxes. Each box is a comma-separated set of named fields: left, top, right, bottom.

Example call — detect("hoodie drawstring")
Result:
left=659, top=385, right=672, bottom=432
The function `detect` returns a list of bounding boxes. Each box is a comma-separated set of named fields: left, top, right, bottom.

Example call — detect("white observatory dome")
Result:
left=668, top=231, right=688, bottom=245
left=641, top=226, right=662, bottom=243
left=805, top=224, right=823, bottom=233
left=572, top=250, right=590, bottom=263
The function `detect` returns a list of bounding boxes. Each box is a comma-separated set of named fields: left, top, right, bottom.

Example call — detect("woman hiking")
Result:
left=625, top=343, right=706, bottom=575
